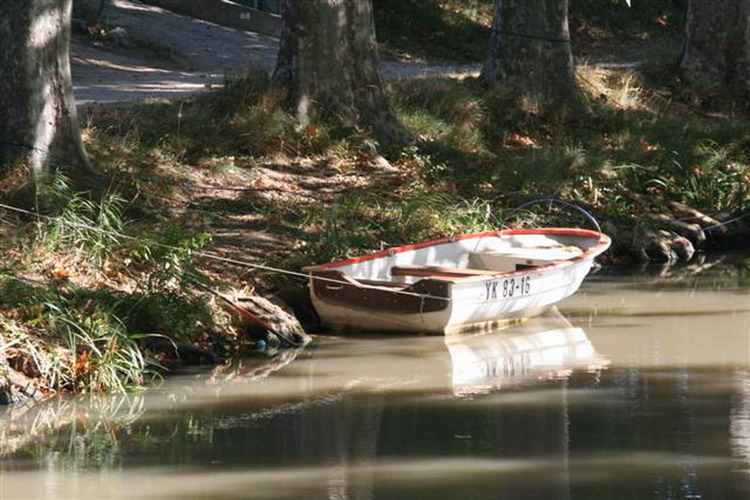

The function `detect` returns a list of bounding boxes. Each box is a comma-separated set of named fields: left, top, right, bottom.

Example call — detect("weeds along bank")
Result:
left=0, top=177, right=240, bottom=404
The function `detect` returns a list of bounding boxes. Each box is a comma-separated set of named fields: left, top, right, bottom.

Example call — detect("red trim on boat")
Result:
left=303, top=228, right=611, bottom=272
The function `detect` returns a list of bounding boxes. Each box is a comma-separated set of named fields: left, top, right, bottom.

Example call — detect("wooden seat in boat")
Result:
left=469, top=245, right=583, bottom=272
left=391, top=264, right=499, bottom=279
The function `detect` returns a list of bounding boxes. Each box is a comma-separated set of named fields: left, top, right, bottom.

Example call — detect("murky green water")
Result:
left=2, top=261, right=750, bottom=499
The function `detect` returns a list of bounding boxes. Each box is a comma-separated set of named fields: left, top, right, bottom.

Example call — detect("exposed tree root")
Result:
left=615, top=193, right=745, bottom=265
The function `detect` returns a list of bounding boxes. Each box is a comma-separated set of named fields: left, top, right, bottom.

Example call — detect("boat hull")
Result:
left=310, top=257, right=595, bottom=334
left=305, top=228, right=610, bottom=335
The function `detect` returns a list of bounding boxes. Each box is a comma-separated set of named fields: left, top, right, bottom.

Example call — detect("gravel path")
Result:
left=71, top=0, right=479, bottom=105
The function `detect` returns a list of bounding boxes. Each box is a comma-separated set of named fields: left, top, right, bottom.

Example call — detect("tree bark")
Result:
left=0, top=0, right=89, bottom=179
left=273, top=0, right=408, bottom=151
left=482, top=0, right=587, bottom=112
left=680, top=0, right=750, bottom=100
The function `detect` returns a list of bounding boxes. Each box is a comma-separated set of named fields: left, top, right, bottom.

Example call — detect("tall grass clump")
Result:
left=394, top=78, right=485, bottom=148
left=0, top=178, right=229, bottom=397
left=41, top=175, right=126, bottom=265
left=175, top=71, right=290, bottom=158
left=124, top=226, right=215, bottom=338
left=621, top=140, right=750, bottom=211
left=42, top=301, right=149, bottom=393
left=0, top=277, right=150, bottom=394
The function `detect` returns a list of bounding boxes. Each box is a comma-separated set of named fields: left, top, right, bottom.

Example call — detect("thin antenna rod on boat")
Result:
left=500, top=199, right=603, bottom=237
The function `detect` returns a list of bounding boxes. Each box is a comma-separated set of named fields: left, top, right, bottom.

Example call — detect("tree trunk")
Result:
left=482, top=0, right=587, bottom=112
left=680, top=0, right=750, bottom=100
left=273, top=0, right=408, bottom=151
left=0, top=0, right=89, bottom=179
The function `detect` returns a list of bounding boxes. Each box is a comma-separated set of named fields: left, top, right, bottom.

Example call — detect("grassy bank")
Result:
left=0, top=177, right=238, bottom=401
left=73, top=64, right=749, bottom=267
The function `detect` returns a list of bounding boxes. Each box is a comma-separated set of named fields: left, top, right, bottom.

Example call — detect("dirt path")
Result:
left=71, top=0, right=479, bottom=105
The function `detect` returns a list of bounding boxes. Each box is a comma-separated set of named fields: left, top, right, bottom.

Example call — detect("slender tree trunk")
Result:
left=680, top=0, right=750, bottom=100
left=482, top=0, right=587, bottom=112
left=273, top=0, right=408, bottom=151
left=0, top=0, right=89, bottom=178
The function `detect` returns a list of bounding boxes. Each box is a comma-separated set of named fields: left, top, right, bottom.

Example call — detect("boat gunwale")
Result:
left=303, top=228, right=611, bottom=281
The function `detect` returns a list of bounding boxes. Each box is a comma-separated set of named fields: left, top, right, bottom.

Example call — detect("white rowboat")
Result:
left=304, top=228, right=611, bottom=334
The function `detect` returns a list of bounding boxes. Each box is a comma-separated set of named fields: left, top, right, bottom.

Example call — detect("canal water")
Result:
left=1, top=260, right=749, bottom=499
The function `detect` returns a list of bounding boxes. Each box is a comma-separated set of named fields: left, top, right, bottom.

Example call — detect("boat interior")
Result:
left=331, top=232, right=596, bottom=286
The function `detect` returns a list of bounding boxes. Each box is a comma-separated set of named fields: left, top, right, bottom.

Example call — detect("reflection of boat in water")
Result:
left=445, top=308, right=608, bottom=395
left=288, top=309, right=608, bottom=499
left=242, top=308, right=607, bottom=398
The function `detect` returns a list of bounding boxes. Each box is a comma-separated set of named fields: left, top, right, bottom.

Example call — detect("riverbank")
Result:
left=3, top=62, right=748, bottom=403
left=2, top=0, right=749, bottom=403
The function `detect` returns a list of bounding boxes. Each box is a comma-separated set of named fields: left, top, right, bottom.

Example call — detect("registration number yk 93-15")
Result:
left=484, top=276, right=531, bottom=301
